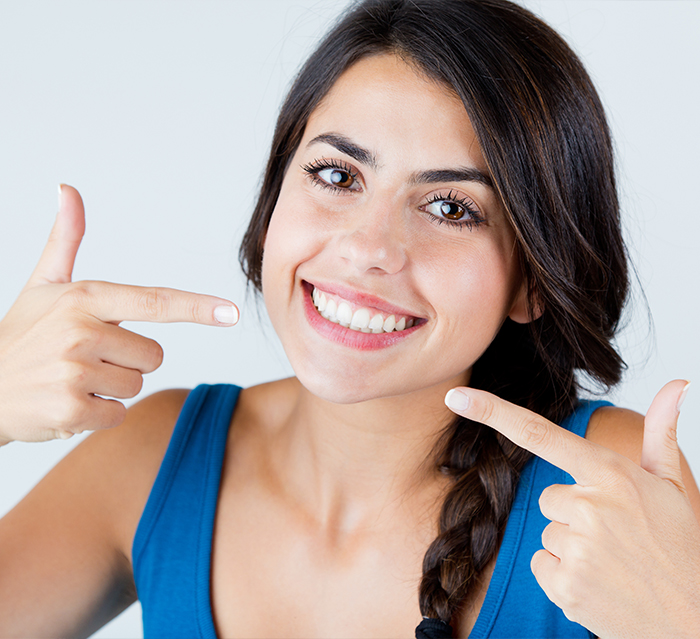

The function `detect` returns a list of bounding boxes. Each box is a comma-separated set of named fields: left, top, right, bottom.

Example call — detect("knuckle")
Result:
left=151, top=340, right=165, bottom=368
left=555, top=571, right=584, bottom=614
left=539, top=484, right=557, bottom=511
left=57, top=360, right=89, bottom=387
left=140, top=338, right=164, bottom=373
left=139, top=288, right=169, bottom=321
left=599, top=453, right=636, bottom=491
left=566, top=536, right=592, bottom=570
left=185, top=296, right=204, bottom=324
left=572, top=494, right=597, bottom=525
left=613, top=472, right=640, bottom=503
left=53, top=394, right=88, bottom=430
left=104, top=401, right=127, bottom=429
left=518, top=415, right=550, bottom=450
left=60, top=324, right=101, bottom=355
left=58, top=281, right=93, bottom=310
left=664, top=424, right=679, bottom=447
left=541, top=522, right=556, bottom=548
left=126, top=373, right=144, bottom=398
left=476, top=396, right=496, bottom=424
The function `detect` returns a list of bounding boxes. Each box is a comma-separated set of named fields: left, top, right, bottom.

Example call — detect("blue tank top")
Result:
left=133, top=384, right=608, bottom=638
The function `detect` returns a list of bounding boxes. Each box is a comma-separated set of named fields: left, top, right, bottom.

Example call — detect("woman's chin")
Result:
left=293, top=367, right=409, bottom=405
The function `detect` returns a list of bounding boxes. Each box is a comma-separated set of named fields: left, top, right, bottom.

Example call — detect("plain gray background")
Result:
left=0, top=1, right=698, bottom=637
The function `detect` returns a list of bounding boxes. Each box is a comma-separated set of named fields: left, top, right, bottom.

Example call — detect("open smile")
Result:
left=301, top=280, right=425, bottom=350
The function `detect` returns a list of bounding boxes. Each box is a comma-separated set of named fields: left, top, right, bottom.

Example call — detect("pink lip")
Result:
left=304, top=279, right=423, bottom=320
left=301, top=281, right=424, bottom=351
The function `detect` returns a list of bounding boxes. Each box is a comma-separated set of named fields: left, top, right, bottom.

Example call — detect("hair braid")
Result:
left=419, top=418, right=531, bottom=625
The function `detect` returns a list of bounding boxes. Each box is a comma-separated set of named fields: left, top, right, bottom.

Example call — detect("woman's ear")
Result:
left=508, top=283, right=543, bottom=324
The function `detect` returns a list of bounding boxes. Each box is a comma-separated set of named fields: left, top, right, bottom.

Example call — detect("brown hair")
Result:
left=239, top=0, right=628, bottom=631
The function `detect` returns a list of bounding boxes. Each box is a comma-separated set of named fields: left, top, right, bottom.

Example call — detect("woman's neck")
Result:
left=262, top=373, right=468, bottom=536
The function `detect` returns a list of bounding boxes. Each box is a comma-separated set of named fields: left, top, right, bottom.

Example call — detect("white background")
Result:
left=0, top=1, right=698, bottom=637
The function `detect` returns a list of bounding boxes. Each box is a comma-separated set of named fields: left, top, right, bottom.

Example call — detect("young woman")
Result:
left=0, top=1, right=698, bottom=638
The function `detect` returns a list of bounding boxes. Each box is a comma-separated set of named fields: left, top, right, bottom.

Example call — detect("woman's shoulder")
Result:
left=585, top=405, right=644, bottom=465
left=75, top=388, right=193, bottom=560
left=0, top=388, right=193, bottom=635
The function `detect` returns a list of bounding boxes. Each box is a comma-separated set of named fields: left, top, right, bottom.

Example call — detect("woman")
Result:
left=0, top=1, right=698, bottom=638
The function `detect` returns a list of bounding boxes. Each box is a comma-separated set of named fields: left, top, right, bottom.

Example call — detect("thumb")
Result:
left=640, top=379, right=690, bottom=488
left=25, top=184, right=86, bottom=288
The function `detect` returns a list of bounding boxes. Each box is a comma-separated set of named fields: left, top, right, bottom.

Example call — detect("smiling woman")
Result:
left=0, top=1, right=699, bottom=639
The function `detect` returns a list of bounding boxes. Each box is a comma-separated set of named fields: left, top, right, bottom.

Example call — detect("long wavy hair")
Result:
left=239, top=0, right=629, bottom=632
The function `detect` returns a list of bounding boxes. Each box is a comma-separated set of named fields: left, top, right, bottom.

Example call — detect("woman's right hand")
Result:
left=0, top=185, right=239, bottom=444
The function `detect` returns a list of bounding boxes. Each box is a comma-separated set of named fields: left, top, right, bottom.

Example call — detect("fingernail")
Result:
left=214, top=304, right=239, bottom=325
left=445, top=388, right=470, bottom=412
left=57, top=430, right=74, bottom=440
left=57, top=183, right=63, bottom=208
left=677, top=381, right=691, bottom=413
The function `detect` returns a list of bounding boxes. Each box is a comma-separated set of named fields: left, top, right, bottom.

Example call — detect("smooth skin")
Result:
left=1, top=56, right=699, bottom=639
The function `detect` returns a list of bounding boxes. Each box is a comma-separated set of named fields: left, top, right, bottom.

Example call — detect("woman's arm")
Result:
left=0, top=388, right=188, bottom=638
left=0, top=187, right=237, bottom=635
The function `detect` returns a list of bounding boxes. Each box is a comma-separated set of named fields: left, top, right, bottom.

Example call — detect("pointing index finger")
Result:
left=445, top=387, right=611, bottom=485
left=73, top=281, right=239, bottom=326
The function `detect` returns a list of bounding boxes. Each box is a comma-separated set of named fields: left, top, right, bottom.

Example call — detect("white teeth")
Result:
left=382, top=315, right=396, bottom=333
left=311, top=286, right=417, bottom=334
left=350, top=308, right=371, bottom=331
left=369, top=314, right=384, bottom=334
left=324, top=298, right=338, bottom=322
left=337, top=302, right=352, bottom=327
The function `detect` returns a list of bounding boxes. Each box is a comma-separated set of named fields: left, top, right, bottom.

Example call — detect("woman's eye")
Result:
left=420, top=192, right=485, bottom=231
left=317, top=167, right=356, bottom=189
left=424, top=199, right=466, bottom=220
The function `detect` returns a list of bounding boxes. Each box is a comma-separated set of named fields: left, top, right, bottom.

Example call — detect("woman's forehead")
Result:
left=303, top=54, right=486, bottom=171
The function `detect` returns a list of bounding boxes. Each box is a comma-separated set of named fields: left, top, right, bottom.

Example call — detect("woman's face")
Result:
left=261, top=54, right=527, bottom=404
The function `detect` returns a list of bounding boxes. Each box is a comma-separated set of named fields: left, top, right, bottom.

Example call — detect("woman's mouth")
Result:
left=311, top=286, right=416, bottom=333
left=301, top=280, right=424, bottom=350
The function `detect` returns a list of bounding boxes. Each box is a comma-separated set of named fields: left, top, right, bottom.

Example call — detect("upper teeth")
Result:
left=312, top=286, right=415, bottom=333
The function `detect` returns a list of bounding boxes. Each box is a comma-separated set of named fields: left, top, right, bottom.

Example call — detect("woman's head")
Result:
left=260, top=53, right=529, bottom=404
left=241, top=0, right=629, bottom=412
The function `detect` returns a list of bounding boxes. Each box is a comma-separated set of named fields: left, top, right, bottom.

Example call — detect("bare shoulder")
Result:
left=585, top=405, right=645, bottom=465
left=0, top=389, right=190, bottom=636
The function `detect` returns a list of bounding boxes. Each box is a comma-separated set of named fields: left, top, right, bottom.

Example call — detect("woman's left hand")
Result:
left=445, top=380, right=700, bottom=639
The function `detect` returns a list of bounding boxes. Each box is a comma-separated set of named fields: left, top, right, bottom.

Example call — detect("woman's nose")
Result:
left=335, top=201, right=407, bottom=274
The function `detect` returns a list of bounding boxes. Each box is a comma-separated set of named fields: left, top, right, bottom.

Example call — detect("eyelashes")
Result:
left=300, top=157, right=485, bottom=231
left=421, top=190, right=485, bottom=231
left=301, top=158, right=360, bottom=193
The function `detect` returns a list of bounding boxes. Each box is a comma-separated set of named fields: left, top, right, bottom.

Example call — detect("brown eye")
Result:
left=318, top=167, right=356, bottom=189
left=426, top=200, right=465, bottom=220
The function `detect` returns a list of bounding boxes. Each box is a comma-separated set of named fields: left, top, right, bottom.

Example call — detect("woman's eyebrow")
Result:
left=307, top=132, right=494, bottom=190
left=410, top=168, right=494, bottom=190
left=307, top=133, right=378, bottom=169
